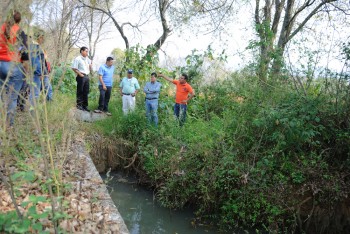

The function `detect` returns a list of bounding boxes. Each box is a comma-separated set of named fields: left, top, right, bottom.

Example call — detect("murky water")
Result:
left=104, top=173, right=219, bottom=234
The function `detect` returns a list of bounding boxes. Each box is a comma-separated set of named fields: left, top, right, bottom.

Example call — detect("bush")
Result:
left=89, top=49, right=350, bottom=232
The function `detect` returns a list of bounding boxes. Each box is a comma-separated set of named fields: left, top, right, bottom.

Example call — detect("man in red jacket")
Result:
left=0, top=11, right=28, bottom=126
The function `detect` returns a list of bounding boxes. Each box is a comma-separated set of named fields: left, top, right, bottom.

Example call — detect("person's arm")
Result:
left=72, top=68, right=84, bottom=77
left=133, top=79, right=140, bottom=96
left=153, top=82, right=161, bottom=93
left=148, top=82, right=162, bottom=93
left=187, top=90, right=195, bottom=102
left=19, top=31, right=28, bottom=50
left=19, top=31, right=29, bottom=74
left=181, top=89, right=195, bottom=103
left=72, top=58, right=84, bottom=77
left=22, top=61, right=29, bottom=74
left=40, top=51, right=46, bottom=76
left=99, top=74, right=107, bottom=90
left=158, top=73, right=173, bottom=83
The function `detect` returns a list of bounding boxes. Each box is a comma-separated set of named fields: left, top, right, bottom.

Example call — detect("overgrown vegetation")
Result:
left=0, top=79, right=120, bottom=233
left=85, top=45, right=350, bottom=233
left=2, top=0, right=349, bottom=233
left=0, top=90, right=75, bottom=233
left=2, top=40, right=350, bottom=232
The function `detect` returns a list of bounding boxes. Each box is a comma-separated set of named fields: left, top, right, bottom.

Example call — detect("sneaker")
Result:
left=105, top=112, right=112, bottom=116
left=77, top=106, right=84, bottom=111
left=94, top=109, right=103, bottom=113
left=83, top=107, right=90, bottom=112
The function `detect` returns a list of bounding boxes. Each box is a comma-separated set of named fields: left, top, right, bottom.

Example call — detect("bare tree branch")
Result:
left=271, top=0, right=286, bottom=35
left=287, top=0, right=337, bottom=43
left=77, top=0, right=132, bottom=50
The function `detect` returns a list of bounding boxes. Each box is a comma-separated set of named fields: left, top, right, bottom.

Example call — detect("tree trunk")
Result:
left=254, top=0, right=338, bottom=82
left=139, top=0, right=171, bottom=66
left=257, top=40, right=272, bottom=83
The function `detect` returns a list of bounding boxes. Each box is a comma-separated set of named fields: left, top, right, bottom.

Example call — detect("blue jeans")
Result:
left=29, top=74, right=42, bottom=106
left=174, top=103, right=187, bottom=126
left=0, top=61, right=24, bottom=126
left=98, top=85, right=112, bottom=111
left=42, top=75, right=53, bottom=101
left=29, top=75, right=53, bottom=105
left=145, top=99, right=159, bottom=126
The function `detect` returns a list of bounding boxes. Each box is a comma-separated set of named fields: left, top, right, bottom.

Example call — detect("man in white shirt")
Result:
left=72, top=46, right=92, bottom=111
left=119, top=69, right=140, bottom=115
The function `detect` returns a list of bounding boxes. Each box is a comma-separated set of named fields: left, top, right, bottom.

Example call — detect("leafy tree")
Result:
left=110, top=47, right=126, bottom=74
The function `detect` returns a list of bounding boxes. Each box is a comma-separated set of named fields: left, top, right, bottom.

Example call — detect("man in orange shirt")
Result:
left=158, top=73, right=195, bottom=125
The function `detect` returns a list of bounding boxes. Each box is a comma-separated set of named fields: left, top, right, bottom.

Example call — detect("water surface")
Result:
left=105, top=173, right=218, bottom=234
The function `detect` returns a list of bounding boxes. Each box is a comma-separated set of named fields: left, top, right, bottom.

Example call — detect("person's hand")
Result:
left=79, top=73, right=84, bottom=77
left=157, top=73, right=163, bottom=77
left=131, top=93, right=135, bottom=97
left=102, top=85, right=107, bottom=91
left=181, top=100, right=188, bottom=103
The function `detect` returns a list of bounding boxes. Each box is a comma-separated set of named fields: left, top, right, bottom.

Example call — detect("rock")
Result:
left=69, top=108, right=108, bottom=122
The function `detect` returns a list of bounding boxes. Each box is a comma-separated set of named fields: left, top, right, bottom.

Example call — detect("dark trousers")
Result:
left=76, top=75, right=89, bottom=108
left=98, top=85, right=112, bottom=111
left=174, top=103, right=187, bottom=126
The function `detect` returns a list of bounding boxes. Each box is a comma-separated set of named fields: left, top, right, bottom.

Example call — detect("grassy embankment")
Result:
left=88, top=71, right=350, bottom=233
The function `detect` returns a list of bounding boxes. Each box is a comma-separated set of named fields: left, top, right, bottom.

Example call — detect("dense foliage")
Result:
left=86, top=45, right=350, bottom=232
left=3, top=44, right=349, bottom=233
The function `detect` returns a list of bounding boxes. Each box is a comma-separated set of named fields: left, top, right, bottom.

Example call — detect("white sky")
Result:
left=82, top=2, right=348, bottom=74
left=92, top=3, right=254, bottom=71
left=29, top=0, right=349, bottom=74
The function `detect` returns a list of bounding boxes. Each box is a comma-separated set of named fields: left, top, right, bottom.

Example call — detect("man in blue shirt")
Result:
left=143, top=72, right=161, bottom=126
left=94, top=57, right=114, bottom=115
left=119, top=69, right=140, bottom=115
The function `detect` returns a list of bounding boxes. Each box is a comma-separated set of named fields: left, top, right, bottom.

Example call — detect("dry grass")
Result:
left=0, top=91, right=125, bottom=233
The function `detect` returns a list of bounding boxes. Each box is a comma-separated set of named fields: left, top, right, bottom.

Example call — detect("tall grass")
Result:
left=0, top=72, right=76, bottom=233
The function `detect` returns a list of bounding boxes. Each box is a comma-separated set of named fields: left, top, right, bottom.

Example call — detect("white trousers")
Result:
left=122, top=95, right=136, bottom=115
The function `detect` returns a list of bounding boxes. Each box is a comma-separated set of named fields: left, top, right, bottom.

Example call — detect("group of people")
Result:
left=0, top=9, right=194, bottom=128
left=72, top=46, right=195, bottom=126
left=0, top=11, right=52, bottom=127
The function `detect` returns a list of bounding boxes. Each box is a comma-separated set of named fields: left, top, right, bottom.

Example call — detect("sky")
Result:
left=31, top=0, right=347, bottom=75
left=91, top=2, right=349, bottom=76
left=92, top=3, right=255, bottom=72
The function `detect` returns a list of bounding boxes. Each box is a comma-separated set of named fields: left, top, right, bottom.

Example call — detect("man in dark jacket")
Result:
left=29, top=29, right=52, bottom=106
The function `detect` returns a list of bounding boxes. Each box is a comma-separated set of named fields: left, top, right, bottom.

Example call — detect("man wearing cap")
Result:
left=143, top=72, right=161, bottom=126
left=158, top=73, right=195, bottom=126
left=94, top=57, right=114, bottom=116
left=119, top=69, right=140, bottom=115
left=29, top=29, right=53, bottom=105
left=72, top=46, right=92, bottom=111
